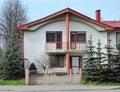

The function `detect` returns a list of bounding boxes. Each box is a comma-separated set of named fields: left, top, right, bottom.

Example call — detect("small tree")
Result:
left=29, top=63, right=37, bottom=70
left=109, top=43, right=120, bottom=82
left=94, top=39, right=106, bottom=81
left=35, top=53, right=50, bottom=70
left=105, top=39, right=114, bottom=65
left=83, top=35, right=96, bottom=82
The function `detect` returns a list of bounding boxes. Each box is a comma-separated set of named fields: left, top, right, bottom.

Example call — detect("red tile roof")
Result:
left=102, top=21, right=120, bottom=28
left=18, top=8, right=115, bottom=30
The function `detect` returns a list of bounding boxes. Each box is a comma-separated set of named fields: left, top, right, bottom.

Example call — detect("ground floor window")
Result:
left=50, top=55, right=65, bottom=67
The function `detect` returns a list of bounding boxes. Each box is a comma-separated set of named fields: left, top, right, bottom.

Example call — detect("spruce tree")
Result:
left=95, top=39, right=106, bottom=81
left=99, top=39, right=115, bottom=82
left=109, top=42, right=120, bottom=82
left=83, top=35, right=96, bottom=82
left=0, top=27, right=24, bottom=80
left=105, top=39, right=114, bottom=65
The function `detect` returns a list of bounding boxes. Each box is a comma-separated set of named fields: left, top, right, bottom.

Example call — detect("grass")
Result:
left=86, top=81, right=120, bottom=86
left=0, top=79, right=25, bottom=85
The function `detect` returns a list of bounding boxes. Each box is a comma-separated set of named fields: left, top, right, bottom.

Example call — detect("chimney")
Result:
left=96, top=10, right=101, bottom=22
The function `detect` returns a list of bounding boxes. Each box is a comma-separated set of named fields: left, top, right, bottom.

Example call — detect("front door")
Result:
left=71, top=56, right=81, bottom=73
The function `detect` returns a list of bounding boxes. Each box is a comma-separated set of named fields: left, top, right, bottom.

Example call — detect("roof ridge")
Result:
left=18, top=8, right=114, bottom=30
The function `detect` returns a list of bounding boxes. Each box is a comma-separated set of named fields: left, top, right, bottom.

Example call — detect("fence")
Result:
left=29, top=68, right=81, bottom=85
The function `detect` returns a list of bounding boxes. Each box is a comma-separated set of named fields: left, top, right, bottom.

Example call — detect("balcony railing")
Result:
left=45, top=42, right=87, bottom=52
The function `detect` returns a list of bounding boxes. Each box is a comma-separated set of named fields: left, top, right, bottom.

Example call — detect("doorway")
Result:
left=70, top=56, right=81, bottom=73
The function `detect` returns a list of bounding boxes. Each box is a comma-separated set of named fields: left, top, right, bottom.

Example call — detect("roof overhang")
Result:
left=18, top=8, right=114, bottom=31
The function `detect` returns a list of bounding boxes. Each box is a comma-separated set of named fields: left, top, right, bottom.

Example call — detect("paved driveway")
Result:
left=0, top=84, right=119, bottom=92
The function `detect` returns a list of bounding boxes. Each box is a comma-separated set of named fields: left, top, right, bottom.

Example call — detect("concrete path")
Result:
left=0, top=84, right=119, bottom=92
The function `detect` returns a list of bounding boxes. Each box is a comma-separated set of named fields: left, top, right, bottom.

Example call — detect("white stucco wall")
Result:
left=109, top=30, right=120, bottom=45
left=109, top=30, right=120, bottom=50
left=70, top=21, right=107, bottom=52
left=24, top=17, right=109, bottom=71
left=24, top=21, right=66, bottom=63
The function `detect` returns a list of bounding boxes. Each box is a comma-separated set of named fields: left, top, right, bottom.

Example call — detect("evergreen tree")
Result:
left=83, top=35, right=96, bottom=82
left=109, top=42, right=120, bottom=82
left=98, top=39, right=119, bottom=82
left=0, top=27, right=24, bottom=80
left=105, top=39, right=114, bottom=65
left=95, top=39, right=106, bottom=81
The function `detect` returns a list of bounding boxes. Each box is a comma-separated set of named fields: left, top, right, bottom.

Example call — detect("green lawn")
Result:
left=0, top=79, right=25, bottom=85
left=86, top=81, right=120, bottom=86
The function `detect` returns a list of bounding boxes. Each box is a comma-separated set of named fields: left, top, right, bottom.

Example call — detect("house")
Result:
left=18, top=8, right=120, bottom=74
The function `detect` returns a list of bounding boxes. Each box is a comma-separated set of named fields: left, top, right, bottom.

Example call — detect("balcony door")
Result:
left=70, top=31, right=86, bottom=49
left=56, top=32, right=62, bottom=49
left=70, top=32, right=76, bottom=49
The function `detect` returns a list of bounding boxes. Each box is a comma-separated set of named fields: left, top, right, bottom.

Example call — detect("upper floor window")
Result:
left=116, top=32, right=120, bottom=44
left=70, top=31, right=86, bottom=43
left=46, top=32, right=55, bottom=42
left=46, top=31, right=62, bottom=42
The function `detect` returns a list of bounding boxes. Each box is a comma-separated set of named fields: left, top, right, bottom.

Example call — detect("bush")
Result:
left=29, top=63, right=37, bottom=70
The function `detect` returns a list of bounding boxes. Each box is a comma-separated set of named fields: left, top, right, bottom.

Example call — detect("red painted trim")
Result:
left=22, top=32, right=24, bottom=62
left=18, top=8, right=114, bottom=31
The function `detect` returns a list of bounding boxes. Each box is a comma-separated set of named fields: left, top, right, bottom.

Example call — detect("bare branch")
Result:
left=0, top=0, right=28, bottom=41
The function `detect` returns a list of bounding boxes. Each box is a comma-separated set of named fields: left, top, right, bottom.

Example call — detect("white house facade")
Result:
left=18, top=8, right=120, bottom=74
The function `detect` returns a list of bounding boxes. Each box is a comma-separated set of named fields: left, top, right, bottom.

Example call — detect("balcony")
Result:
left=69, top=42, right=87, bottom=53
left=45, top=42, right=66, bottom=53
left=45, top=42, right=87, bottom=53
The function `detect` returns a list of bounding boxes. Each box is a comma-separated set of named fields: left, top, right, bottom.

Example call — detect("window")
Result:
left=50, top=55, right=65, bottom=67
left=57, top=56, right=64, bottom=67
left=70, top=31, right=86, bottom=43
left=46, top=32, right=55, bottom=42
left=77, top=32, right=86, bottom=42
left=46, top=32, right=62, bottom=43
left=116, top=32, right=120, bottom=44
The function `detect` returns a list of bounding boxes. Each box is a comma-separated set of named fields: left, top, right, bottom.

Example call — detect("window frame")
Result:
left=46, top=31, right=62, bottom=43
left=50, top=55, right=65, bottom=67
left=70, top=31, right=86, bottom=43
left=116, top=32, right=120, bottom=45
left=46, top=32, right=56, bottom=42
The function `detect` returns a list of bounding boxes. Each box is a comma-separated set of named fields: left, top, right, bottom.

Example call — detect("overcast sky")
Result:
left=0, top=0, right=120, bottom=22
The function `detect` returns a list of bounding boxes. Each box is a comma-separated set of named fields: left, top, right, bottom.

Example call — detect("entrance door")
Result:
left=71, top=57, right=80, bottom=73
left=56, top=32, right=62, bottom=49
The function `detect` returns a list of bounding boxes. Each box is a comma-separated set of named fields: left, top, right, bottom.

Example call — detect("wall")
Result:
left=24, top=15, right=108, bottom=72
left=70, top=21, right=107, bottom=52
left=24, top=21, right=66, bottom=65
left=109, top=29, right=120, bottom=50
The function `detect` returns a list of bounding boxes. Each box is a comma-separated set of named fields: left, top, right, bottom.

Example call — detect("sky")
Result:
left=0, top=0, right=120, bottom=22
